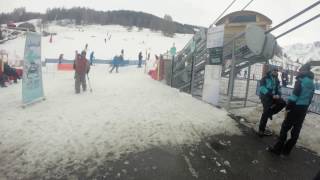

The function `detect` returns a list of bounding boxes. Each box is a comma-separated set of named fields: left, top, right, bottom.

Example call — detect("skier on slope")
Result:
left=74, top=51, right=90, bottom=94
left=121, top=49, right=124, bottom=58
left=138, top=52, right=143, bottom=68
left=58, top=54, right=64, bottom=64
left=90, top=51, right=95, bottom=66
left=109, top=55, right=120, bottom=73
left=84, top=43, right=89, bottom=52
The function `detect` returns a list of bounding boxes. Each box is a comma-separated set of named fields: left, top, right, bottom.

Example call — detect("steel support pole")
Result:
left=227, top=40, right=236, bottom=109
left=244, top=65, right=252, bottom=107
left=190, top=55, right=195, bottom=95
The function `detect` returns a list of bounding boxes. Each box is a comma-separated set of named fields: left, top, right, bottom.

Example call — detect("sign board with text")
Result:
left=22, top=32, right=45, bottom=106
left=207, top=25, right=225, bottom=65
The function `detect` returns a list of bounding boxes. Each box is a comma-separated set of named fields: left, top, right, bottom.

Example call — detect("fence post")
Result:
left=227, top=40, right=236, bottom=109
left=190, top=54, right=195, bottom=95
left=244, top=65, right=251, bottom=107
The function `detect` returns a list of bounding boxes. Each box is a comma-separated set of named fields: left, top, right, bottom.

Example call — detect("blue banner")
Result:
left=22, top=32, right=44, bottom=105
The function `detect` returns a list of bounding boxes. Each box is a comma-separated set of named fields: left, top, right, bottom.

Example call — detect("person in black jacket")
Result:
left=258, top=67, right=286, bottom=136
left=3, top=62, right=20, bottom=83
left=268, top=63, right=315, bottom=156
left=138, top=52, right=143, bottom=68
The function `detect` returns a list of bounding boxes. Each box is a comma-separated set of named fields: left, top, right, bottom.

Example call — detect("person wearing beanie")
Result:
left=258, top=66, right=286, bottom=136
left=268, top=62, right=315, bottom=156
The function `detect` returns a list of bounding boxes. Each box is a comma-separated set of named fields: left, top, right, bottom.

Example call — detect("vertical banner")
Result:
left=22, top=32, right=45, bottom=106
left=207, top=25, right=225, bottom=65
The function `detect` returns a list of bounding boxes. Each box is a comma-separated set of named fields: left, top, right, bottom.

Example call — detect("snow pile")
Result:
left=231, top=106, right=320, bottom=155
left=0, top=66, right=241, bottom=179
left=0, top=23, right=193, bottom=62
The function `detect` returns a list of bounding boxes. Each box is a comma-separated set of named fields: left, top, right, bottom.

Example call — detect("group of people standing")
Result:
left=0, top=59, right=21, bottom=88
left=72, top=42, right=147, bottom=93
left=257, top=63, right=315, bottom=156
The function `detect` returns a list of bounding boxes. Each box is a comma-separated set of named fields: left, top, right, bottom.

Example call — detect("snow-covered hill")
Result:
left=0, top=21, right=193, bottom=63
left=283, top=41, right=320, bottom=64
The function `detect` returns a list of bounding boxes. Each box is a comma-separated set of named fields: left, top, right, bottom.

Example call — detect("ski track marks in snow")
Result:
left=0, top=66, right=241, bottom=178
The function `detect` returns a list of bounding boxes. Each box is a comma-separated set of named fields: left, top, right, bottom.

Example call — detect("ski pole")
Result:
left=87, top=74, right=93, bottom=92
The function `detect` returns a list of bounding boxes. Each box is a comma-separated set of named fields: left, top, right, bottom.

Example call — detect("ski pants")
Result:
left=138, top=59, right=142, bottom=68
left=75, top=73, right=87, bottom=93
left=110, top=65, right=119, bottom=73
left=314, top=170, right=320, bottom=180
left=272, top=105, right=308, bottom=155
left=259, top=96, right=286, bottom=132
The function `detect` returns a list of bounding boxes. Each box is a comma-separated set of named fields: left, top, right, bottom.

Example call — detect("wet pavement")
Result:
left=46, top=116, right=320, bottom=180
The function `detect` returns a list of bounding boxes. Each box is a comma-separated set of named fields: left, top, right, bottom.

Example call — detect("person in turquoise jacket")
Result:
left=258, top=67, right=286, bottom=136
left=109, top=55, right=121, bottom=73
left=268, top=63, right=315, bottom=156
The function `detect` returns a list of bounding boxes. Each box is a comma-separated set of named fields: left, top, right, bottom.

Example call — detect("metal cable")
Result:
left=212, top=0, right=238, bottom=26
left=242, top=0, right=254, bottom=10
left=266, top=0, right=320, bottom=33
left=276, top=13, right=320, bottom=39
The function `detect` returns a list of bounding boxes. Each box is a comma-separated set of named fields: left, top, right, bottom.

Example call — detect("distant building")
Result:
left=215, top=10, right=272, bottom=44
left=215, top=11, right=273, bottom=79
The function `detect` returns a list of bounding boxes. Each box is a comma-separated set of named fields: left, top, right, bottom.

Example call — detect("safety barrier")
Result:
left=44, top=59, right=145, bottom=66
left=57, top=64, right=74, bottom=71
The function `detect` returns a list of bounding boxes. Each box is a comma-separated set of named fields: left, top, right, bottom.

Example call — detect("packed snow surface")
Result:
left=0, top=23, right=193, bottom=62
left=0, top=66, right=241, bottom=178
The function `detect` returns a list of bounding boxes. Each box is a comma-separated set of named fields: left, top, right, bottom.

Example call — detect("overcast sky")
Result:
left=0, top=0, right=319, bottom=46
